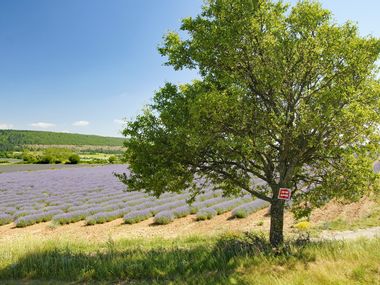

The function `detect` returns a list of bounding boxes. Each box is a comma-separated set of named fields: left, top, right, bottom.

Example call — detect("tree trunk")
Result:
left=269, top=198, right=285, bottom=247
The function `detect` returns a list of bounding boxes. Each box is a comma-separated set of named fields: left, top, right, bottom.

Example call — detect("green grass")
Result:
left=0, top=233, right=379, bottom=284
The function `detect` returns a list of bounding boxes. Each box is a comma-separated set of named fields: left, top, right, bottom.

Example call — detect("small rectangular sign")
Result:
left=278, top=188, right=291, bottom=200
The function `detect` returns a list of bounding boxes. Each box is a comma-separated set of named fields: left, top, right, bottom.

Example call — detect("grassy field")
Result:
left=0, top=233, right=379, bottom=284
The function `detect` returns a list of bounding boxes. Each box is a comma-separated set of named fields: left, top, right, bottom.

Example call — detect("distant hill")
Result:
left=0, top=130, right=124, bottom=151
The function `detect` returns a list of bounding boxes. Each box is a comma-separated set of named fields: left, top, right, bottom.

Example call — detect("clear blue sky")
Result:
left=0, top=0, right=379, bottom=137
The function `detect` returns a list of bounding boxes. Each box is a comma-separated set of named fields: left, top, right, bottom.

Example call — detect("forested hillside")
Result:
left=0, top=130, right=124, bottom=151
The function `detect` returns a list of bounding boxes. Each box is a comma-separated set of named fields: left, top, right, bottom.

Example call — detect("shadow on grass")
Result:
left=0, top=233, right=315, bottom=284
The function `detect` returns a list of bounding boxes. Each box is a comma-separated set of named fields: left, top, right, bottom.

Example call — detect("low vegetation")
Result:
left=22, top=148, right=80, bottom=164
left=0, top=233, right=379, bottom=284
left=6, top=148, right=124, bottom=165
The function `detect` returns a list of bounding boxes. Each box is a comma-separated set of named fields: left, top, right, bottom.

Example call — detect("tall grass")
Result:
left=0, top=233, right=379, bottom=284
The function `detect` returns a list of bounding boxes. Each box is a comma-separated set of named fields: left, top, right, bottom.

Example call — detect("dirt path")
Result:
left=319, top=226, right=380, bottom=241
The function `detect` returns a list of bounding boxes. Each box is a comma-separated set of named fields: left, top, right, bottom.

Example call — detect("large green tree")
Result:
left=117, top=0, right=380, bottom=246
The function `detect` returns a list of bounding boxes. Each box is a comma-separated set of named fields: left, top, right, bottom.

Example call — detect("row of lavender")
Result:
left=0, top=165, right=268, bottom=227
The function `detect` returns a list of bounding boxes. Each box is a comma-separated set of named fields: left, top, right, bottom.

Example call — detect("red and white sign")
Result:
left=278, top=188, right=291, bottom=200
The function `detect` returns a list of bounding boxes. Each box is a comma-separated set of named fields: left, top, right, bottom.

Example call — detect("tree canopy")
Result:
left=117, top=0, right=380, bottom=246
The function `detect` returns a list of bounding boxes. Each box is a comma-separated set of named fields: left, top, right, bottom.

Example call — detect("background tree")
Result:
left=117, top=0, right=380, bottom=246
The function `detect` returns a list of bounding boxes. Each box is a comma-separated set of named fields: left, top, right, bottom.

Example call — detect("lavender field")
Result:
left=0, top=165, right=268, bottom=228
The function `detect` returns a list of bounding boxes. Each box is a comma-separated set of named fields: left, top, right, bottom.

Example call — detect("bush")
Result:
left=22, top=148, right=81, bottom=164
left=86, top=210, right=125, bottom=225
left=52, top=210, right=88, bottom=225
left=231, top=200, right=270, bottom=219
left=15, top=210, right=63, bottom=227
left=0, top=213, right=13, bottom=226
left=108, top=156, right=116, bottom=164
left=154, top=211, right=174, bottom=225
left=294, top=221, right=311, bottom=232
left=211, top=198, right=249, bottom=215
left=68, top=154, right=80, bottom=164
left=231, top=208, right=249, bottom=219
left=22, top=150, right=40, bottom=163
left=173, top=205, right=191, bottom=218
left=38, top=155, right=51, bottom=164
left=41, top=148, right=73, bottom=164
left=196, top=208, right=217, bottom=221
left=124, top=210, right=152, bottom=224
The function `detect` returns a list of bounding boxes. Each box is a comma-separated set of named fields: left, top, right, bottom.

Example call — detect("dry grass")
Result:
left=0, top=233, right=379, bottom=284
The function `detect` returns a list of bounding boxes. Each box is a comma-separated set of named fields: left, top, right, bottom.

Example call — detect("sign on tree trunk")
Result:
left=278, top=188, right=291, bottom=200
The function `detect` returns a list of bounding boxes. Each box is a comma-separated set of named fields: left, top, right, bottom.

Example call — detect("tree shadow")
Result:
left=0, top=233, right=315, bottom=284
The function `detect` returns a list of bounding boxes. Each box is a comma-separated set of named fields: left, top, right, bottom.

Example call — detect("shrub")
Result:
left=231, top=200, right=269, bottom=219
left=53, top=210, right=88, bottom=225
left=86, top=213, right=107, bottom=225
left=14, top=209, right=38, bottom=218
left=154, top=210, right=175, bottom=225
left=37, top=148, right=79, bottom=164
left=211, top=198, right=250, bottom=215
left=108, top=156, right=116, bottom=164
left=15, top=210, right=63, bottom=227
left=68, top=154, right=80, bottom=164
left=22, top=150, right=40, bottom=163
left=294, top=221, right=311, bottom=232
left=196, top=208, right=217, bottom=221
left=0, top=213, right=12, bottom=226
left=173, top=205, right=191, bottom=218
left=190, top=197, right=225, bottom=214
left=230, top=208, right=248, bottom=218
left=15, top=214, right=40, bottom=227
left=38, top=155, right=51, bottom=164
left=124, top=209, right=152, bottom=224
left=15, top=216, right=34, bottom=228
left=150, top=201, right=186, bottom=215
left=86, top=210, right=125, bottom=225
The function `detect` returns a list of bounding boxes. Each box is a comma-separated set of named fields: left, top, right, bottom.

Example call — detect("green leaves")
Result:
left=119, top=0, right=380, bottom=213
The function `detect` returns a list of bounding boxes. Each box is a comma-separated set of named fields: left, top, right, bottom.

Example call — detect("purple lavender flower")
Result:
left=231, top=199, right=269, bottom=218
left=0, top=165, right=248, bottom=227
left=210, top=197, right=252, bottom=215
left=124, top=209, right=152, bottom=224
left=150, top=200, right=186, bottom=215
left=172, top=205, right=191, bottom=218
left=0, top=213, right=12, bottom=226
left=154, top=210, right=174, bottom=225
left=196, top=208, right=217, bottom=221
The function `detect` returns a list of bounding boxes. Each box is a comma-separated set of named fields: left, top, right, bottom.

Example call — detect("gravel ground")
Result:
left=319, top=226, right=380, bottom=241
